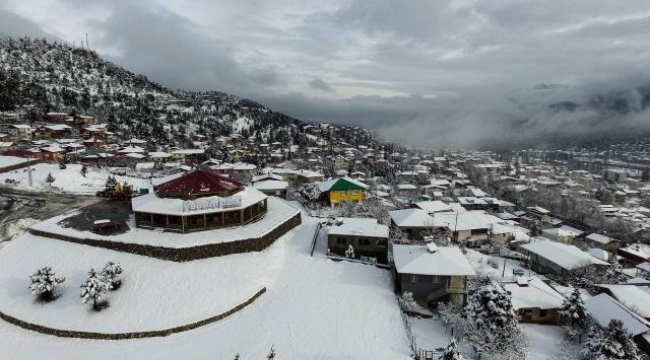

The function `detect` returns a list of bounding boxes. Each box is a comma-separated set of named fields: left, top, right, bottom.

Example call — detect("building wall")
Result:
left=399, top=274, right=448, bottom=301
left=328, top=189, right=366, bottom=205
left=328, top=234, right=388, bottom=263
left=517, top=308, right=558, bottom=324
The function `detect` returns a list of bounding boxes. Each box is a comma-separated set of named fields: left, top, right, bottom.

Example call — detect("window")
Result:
left=410, top=274, right=418, bottom=283
left=352, top=190, right=359, bottom=196
left=539, top=310, right=547, bottom=317
left=359, top=238, right=371, bottom=246
left=340, top=190, right=347, bottom=196
left=336, top=237, right=346, bottom=245
left=523, top=309, right=533, bottom=316
left=431, top=276, right=440, bottom=284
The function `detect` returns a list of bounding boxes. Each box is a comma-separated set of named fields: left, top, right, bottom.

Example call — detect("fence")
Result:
left=29, top=213, right=301, bottom=262
left=0, top=287, right=266, bottom=340
left=310, top=222, right=322, bottom=257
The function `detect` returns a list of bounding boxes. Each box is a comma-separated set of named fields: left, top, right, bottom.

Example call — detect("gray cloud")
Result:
left=2, top=0, right=650, bottom=148
left=308, top=79, right=334, bottom=92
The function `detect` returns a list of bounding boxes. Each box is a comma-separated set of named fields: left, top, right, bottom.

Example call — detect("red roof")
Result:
left=156, top=169, right=243, bottom=198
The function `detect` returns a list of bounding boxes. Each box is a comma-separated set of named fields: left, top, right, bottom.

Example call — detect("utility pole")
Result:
left=86, top=33, right=89, bottom=50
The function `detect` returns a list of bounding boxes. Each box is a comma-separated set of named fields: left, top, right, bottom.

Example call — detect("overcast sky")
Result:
left=2, top=0, right=650, bottom=147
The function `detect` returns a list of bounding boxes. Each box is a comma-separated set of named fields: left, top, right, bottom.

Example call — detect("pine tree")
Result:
left=583, top=320, right=643, bottom=360
left=29, top=266, right=65, bottom=301
left=100, top=261, right=124, bottom=290
left=437, top=338, right=464, bottom=360
left=560, top=288, right=591, bottom=341
left=45, top=172, right=55, bottom=187
left=80, top=165, right=88, bottom=178
left=80, top=269, right=110, bottom=310
left=463, top=283, right=524, bottom=357
left=266, top=346, right=276, bottom=360
left=104, top=176, right=117, bottom=190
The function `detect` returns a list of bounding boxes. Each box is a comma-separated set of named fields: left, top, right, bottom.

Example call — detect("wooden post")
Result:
left=165, top=215, right=169, bottom=229
left=150, top=213, right=154, bottom=227
left=240, top=209, right=244, bottom=224
left=204, top=214, right=207, bottom=228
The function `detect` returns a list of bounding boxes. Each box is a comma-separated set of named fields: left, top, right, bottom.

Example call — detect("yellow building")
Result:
left=318, top=177, right=369, bottom=206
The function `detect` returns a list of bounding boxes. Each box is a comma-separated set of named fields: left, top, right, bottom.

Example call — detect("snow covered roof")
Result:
left=502, top=277, right=565, bottom=310
left=389, top=209, right=441, bottom=228
left=596, top=284, right=650, bottom=319
left=328, top=218, right=389, bottom=238
left=155, top=169, right=243, bottom=197
left=414, top=201, right=453, bottom=214
left=396, top=184, right=417, bottom=190
left=585, top=294, right=650, bottom=336
left=132, top=186, right=267, bottom=216
left=318, top=177, right=369, bottom=192
left=252, top=180, right=289, bottom=191
left=542, top=225, right=584, bottom=238
left=521, top=240, right=609, bottom=271
left=392, top=245, right=476, bottom=276
left=433, top=211, right=503, bottom=231
left=586, top=233, right=618, bottom=245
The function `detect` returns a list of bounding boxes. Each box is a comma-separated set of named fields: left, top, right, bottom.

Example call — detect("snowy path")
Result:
left=1, top=215, right=412, bottom=360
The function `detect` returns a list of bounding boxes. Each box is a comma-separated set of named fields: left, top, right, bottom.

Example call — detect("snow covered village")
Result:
left=3, top=2, right=650, bottom=360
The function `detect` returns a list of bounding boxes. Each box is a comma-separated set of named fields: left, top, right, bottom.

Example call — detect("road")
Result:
left=0, top=187, right=98, bottom=241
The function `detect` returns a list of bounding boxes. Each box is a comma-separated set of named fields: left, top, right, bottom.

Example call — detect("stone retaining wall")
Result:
left=29, top=213, right=301, bottom=262
left=0, top=287, right=266, bottom=340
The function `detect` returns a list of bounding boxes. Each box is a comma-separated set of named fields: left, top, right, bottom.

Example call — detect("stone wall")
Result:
left=0, top=287, right=266, bottom=340
left=29, top=213, right=301, bottom=262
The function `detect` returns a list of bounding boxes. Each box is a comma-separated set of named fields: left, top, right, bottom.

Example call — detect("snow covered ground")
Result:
left=465, top=248, right=536, bottom=279
left=32, top=197, right=300, bottom=248
left=1, top=215, right=411, bottom=360
left=0, top=155, right=34, bottom=169
left=0, top=233, right=271, bottom=332
left=0, top=163, right=154, bottom=195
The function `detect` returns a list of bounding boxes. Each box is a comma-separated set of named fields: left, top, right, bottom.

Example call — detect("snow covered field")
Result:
left=1, top=216, right=411, bottom=360
left=0, top=163, right=154, bottom=194
left=0, top=155, right=35, bottom=169
left=32, top=197, right=300, bottom=248
left=0, top=233, right=271, bottom=332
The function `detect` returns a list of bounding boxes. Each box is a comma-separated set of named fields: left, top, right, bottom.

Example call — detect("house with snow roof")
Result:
left=520, top=239, right=609, bottom=276
left=501, top=276, right=565, bottom=324
left=389, top=208, right=443, bottom=242
left=541, top=225, right=584, bottom=244
left=318, top=177, right=368, bottom=206
left=327, top=217, right=389, bottom=263
left=585, top=233, right=620, bottom=252
left=585, top=293, right=650, bottom=353
left=133, top=169, right=268, bottom=233
left=391, top=244, right=475, bottom=306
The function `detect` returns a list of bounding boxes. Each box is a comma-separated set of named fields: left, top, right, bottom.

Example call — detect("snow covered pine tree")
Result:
left=559, top=287, right=591, bottom=341
left=101, top=261, right=124, bottom=290
left=582, top=319, right=643, bottom=360
left=463, top=283, right=525, bottom=358
left=29, top=266, right=65, bottom=301
left=80, top=269, right=110, bottom=310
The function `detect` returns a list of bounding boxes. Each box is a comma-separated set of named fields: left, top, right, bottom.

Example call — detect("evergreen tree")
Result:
left=105, top=175, right=117, bottom=190
left=45, top=172, right=55, bottom=187
left=80, top=165, right=88, bottom=178
left=437, top=338, right=464, bottom=360
left=100, top=261, right=124, bottom=290
left=463, top=283, right=524, bottom=357
left=266, top=346, right=276, bottom=360
left=560, top=288, right=591, bottom=341
left=80, top=269, right=110, bottom=310
left=583, top=320, right=643, bottom=360
left=29, top=266, right=65, bottom=301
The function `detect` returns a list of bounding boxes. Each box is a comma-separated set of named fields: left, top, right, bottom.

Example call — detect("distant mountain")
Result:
left=0, top=36, right=381, bottom=153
